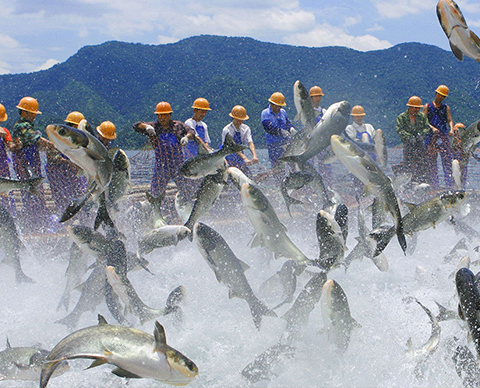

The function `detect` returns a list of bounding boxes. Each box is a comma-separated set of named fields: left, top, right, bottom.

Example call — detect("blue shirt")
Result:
left=261, top=106, right=293, bottom=145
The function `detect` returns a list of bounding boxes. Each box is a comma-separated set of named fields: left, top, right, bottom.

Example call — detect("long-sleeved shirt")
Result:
left=396, top=110, right=431, bottom=144
left=261, top=106, right=293, bottom=144
left=133, top=119, right=194, bottom=146
left=12, top=117, right=41, bottom=148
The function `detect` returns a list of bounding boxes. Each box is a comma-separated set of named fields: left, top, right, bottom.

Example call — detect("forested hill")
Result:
left=0, top=35, right=479, bottom=149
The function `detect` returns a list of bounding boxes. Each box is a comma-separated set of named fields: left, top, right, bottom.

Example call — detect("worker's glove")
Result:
left=281, top=129, right=291, bottom=138
left=290, top=128, right=297, bottom=136
left=180, top=136, right=189, bottom=146
left=145, top=125, right=155, bottom=136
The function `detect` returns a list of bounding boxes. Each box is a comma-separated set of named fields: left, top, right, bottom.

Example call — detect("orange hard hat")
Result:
left=350, top=105, right=366, bottom=116
left=0, top=104, right=7, bottom=122
left=454, top=123, right=465, bottom=130
left=435, top=85, right=449, bottom=97
left=406, top=96, right=423, bottom=108
left=229, top=105, right=249, bottom=120
left=154, top=101, right=173, bottom=114
left=16, top=97, right=42, bottom=114
left=192, top=98, right=211, bottom=111
left=268, top=92, right=287, bottom=107
left=96, top=121, right=116, bottom=140
left=309, top=86, right=324, bottom=96
left=65, top=111, right=85, bottom=126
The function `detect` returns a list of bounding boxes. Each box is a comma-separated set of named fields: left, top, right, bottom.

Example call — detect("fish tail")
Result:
left=370, top=226, right=396, bottom=257
left=250, top=298, right=277, bottom=330
left=40, top=360, right=61, bottom=388
left=60, top=190, right=92, bottom=223
left=27, top=176, right=44, bottom=194
left=94, top=194, right=115, bottom=230
left=396, top=222, right=407, bottom=255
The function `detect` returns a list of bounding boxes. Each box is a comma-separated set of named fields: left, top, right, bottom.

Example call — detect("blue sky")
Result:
left=1, top=0, right=480, bottom=75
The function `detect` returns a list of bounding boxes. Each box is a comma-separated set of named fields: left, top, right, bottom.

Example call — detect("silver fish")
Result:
left=241, top=182, right=310, bottom=265
left=320, top=279, right=361, bottom=352
left=0, top=204, right=34, bottom=283
left=0, top=176, right=43, bottom=194
left=179, top=133, right=244, bottom=179
left=40, top=317, right=198, bottom=387
left=437, top=0, right=480, bottom=64
left=331, top=134, right=407, bottom=254
left=194, top=222, right=276, bottom=329
left=0, top=340, right=68, bottom=382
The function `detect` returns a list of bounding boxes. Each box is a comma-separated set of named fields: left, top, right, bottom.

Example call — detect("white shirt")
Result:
left=184, top=118, right=211, bottom=143
left=345, top=122, right=375, bottom=142
left=221, top=122, right=253, bottom=146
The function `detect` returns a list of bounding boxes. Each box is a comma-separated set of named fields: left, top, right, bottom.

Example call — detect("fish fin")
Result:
left=111, top=367, right=142, bottom=379
left=250, top=233, right=263, bottom=248
left=470, top=30, right=480, bottom=47
left=403, top=202, right=416, bottom=212
left=165, top=285, right=186, bottom=309
left=60, top=189, right=94, bottom=223
left=85, top=149, right=106, bottom=161
left=351, top=318, right=362, bottom=329
left=239, top=259, right=250, bottom=272
left=86, top=358, right=109, bottom=369
left=449, top=41, right=464, bottom=61
left=154, top=321, right=168, bottom=354
left=5, top=338, right=11, bottom=349
left=98, top=314, right=108, bottom=325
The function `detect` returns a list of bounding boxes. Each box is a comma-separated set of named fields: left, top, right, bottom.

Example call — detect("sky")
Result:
left=1, top=0, right=480, bottom=75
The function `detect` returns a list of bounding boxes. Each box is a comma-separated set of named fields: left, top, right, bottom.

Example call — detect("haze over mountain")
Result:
left=0, top=35, right=478, bottom=149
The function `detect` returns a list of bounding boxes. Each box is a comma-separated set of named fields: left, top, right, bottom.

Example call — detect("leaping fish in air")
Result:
left=437, top=0, right=480, bottom=64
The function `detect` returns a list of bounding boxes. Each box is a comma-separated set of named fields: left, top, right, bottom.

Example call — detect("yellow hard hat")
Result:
left=154, top=101, right=173, bottom=114
left=65, top=111, right=85, bottom=126
left=268, top=92, right=287, bottom=107
left=406, top=96, right=423, bottom=108
left=309, top=86, right=324, bottom=96
left=0, top=104, right=7, bottom=122
left=229, top=105, right=249, bottom=120
left=192, top=98, right=211, bottom=111
left=16, top=97, right=42, bottom=114
left=96, top=121, right=116, bottom=140
left=350, top=105, right=366, bottom=116
left=435, top=85, right=449, bottom=97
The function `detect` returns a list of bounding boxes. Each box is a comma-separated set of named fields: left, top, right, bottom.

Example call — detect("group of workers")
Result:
left=0, top=83, right=468, bottom=232
left=396, top=85, right=467, bottom=189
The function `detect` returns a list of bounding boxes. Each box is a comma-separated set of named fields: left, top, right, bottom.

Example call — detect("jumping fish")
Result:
left=40, top=316, right=198, bottom=387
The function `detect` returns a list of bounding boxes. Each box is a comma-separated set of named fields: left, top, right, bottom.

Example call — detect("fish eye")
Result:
left=58, top=127, right=66, bottom=136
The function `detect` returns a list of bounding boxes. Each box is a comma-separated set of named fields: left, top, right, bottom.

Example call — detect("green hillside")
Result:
left=0, top=35, right=478, bottom=149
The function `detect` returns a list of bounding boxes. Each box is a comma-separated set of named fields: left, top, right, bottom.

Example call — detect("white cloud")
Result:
left=372, top=0, right=434, bottom=19
left=344, top=16, right=362, bottom=28
left=284, top=23, right=392, bottom=51
left=0, top=33, right=20, bottom=49
left=34, top=59, right=60, bottom=72
left=367, top=23, right=385, bottom=32
left=157, top=35, right=179, bottom=45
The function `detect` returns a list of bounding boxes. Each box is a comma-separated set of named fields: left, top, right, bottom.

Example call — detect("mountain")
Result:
left=0, top=35, right=479, bottom=149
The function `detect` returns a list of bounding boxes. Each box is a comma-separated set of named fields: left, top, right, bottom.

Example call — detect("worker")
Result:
left=423, top=85, right=455, bottom=188
left=96, top=121, right=116, bottom=149
left=396, top=96, right=431, bottom=185
left=345, top=105, right=376, bottom=143
left=310, top=86, right=327, bottom=123
left=222, top=105, right=258, bottom=177
left=0, top=103, right=16, bottom=213
left=11, top=97, right=53, bottom=231
left=133, top=101, right=205, bottom=202
left=261, top=92, right=296, bottom=169
left=184, top=98, right=213, bottom=158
